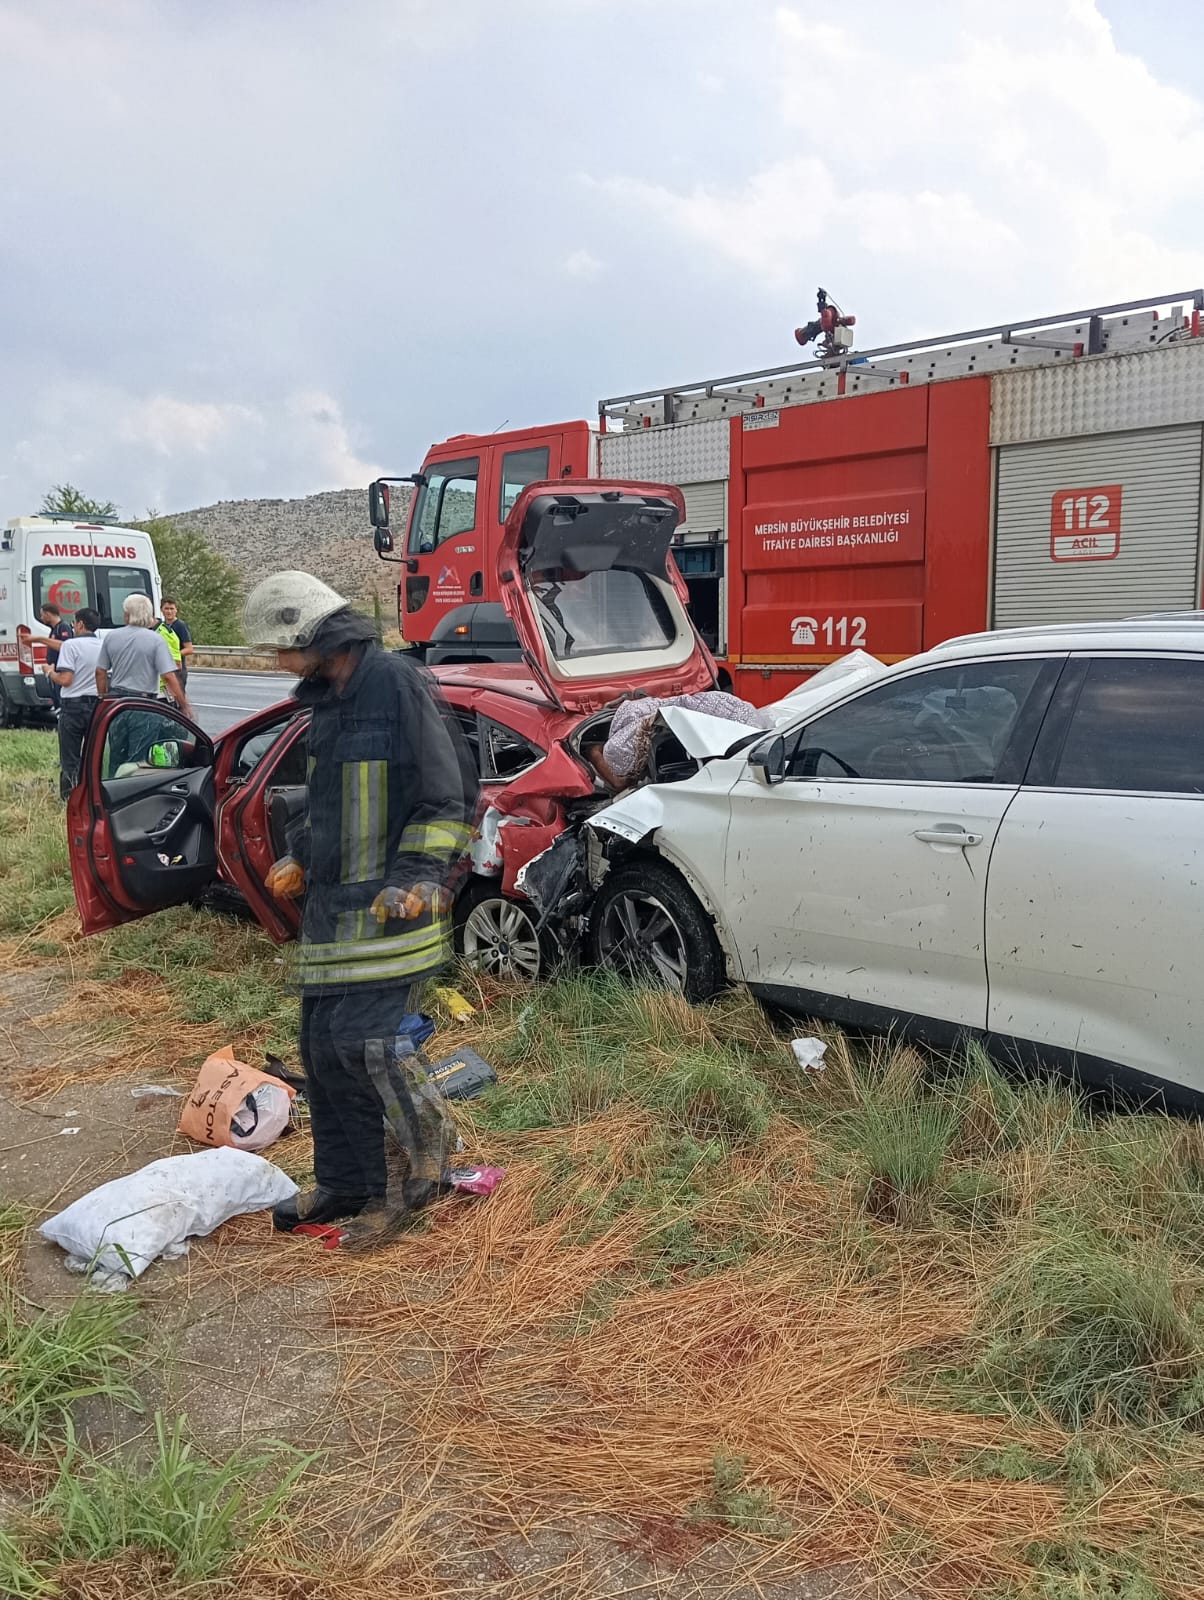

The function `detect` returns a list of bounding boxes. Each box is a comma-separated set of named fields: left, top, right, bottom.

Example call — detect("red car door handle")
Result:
left=914, top=827, right=983, bottom=847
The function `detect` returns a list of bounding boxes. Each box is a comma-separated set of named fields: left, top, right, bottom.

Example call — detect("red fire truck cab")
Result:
left=372, top=290, right=1204, bottom=707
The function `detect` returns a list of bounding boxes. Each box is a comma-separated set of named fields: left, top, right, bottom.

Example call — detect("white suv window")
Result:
left=1052, top=657, right=1204, bottom=795
left=786, top=658, right=1048, bottom=784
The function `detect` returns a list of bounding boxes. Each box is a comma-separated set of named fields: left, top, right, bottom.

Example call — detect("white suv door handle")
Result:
left=914, top=827, right=983, bottom=847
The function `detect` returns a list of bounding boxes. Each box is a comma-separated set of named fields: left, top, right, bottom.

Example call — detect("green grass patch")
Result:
left=0, top=1528, right=49, bottom=1600
left=0, top=728, right=60, bottom=777
left=531, top=1128, right=781, bottom=1284
left=0, top=1292, right=142, bottom=1454
left=0, top=732, right=72, bottom=936
left=964, top=1222, right=1201, bottom=1429
left=1019, top=1540, right=1170, bottom=1600
left=6, top=1413, right=310, bottom=1587
left=89, top=907, right=299, bottom=1052
left=688, top=1452, right=793, bottom=1538
left=851, top=1090, right=958, bottom=1225
left=480, top=972, right=776, bottom=1141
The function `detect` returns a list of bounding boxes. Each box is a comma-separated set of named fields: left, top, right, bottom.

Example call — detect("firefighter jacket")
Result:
left=284, top=644, right=477, bottom=993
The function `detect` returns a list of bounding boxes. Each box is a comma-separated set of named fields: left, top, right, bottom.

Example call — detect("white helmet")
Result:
left=243, top=571, right=348, bottom=649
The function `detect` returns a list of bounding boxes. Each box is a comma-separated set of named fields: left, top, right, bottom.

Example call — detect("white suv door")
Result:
left=986, top=653, right=1204, bottom=1096
left=722, top=656, right=1062, bottom=1027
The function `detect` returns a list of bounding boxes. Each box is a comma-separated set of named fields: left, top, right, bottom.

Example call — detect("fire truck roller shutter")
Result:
left=680, top=481, right=726, bottom=539
left=992, top=425, right=1203, bottom=628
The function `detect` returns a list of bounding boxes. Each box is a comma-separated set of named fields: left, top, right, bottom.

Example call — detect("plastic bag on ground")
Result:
left=791, top=1037, right=828, bottom=1071
left=443, top=1166, right=506, bottom=1196
left=39, top=1149, right=298, bottom=1284
left=178, top=1046, right=296, bottom=1152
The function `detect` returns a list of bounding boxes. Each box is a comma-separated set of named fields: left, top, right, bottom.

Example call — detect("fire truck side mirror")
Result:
left=373, top=527, right=394, bottom=555
left=368, top=480, right=391, bottom=530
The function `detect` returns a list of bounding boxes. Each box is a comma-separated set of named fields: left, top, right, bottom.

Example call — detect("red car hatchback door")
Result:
left=497, top=480, right=718, bottom=714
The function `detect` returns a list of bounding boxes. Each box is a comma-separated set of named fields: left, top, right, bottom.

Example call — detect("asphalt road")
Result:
left=186, top=669, right=297, bottom=736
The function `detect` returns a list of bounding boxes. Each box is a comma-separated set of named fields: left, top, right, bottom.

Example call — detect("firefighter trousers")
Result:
left=299, top=985, right=440, bottom=1203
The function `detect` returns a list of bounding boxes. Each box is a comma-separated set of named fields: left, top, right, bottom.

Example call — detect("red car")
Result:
left=68, top=482, right=719, bottom=979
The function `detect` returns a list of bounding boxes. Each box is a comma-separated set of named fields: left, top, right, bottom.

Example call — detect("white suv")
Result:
left=588, top=619, right=1204, bottom=1107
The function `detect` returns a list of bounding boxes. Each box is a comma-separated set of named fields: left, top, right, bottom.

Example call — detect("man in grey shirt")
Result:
left=96, top=594, right=193, bottom=717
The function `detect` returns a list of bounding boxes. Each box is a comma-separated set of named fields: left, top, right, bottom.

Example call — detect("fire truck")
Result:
left=371, top=289, right=1204, bottom=706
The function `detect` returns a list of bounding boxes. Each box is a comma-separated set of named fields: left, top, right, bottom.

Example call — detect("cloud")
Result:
left=117, top=398, right=261, bottom=457
left=1, top=0, right=1201, bottom=517
left=561, top=248, right=604, bottom=280
left=600, top=161, right=1019, bottom=291
left=593, top=1, right=1204, bottom=314
left=11, top=382, right=381, bottom=516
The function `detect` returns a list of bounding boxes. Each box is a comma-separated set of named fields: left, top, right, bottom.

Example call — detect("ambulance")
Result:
left=0, top=515, right=162, bottom=727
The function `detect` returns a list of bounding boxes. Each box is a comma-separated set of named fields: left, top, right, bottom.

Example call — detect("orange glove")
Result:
left=265, top=856, right=306, bottom=899
left=370, top=882, right=453, bottom=923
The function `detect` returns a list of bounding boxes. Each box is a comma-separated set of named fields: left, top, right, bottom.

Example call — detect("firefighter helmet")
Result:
left=243, top=571, right=348, bottom=649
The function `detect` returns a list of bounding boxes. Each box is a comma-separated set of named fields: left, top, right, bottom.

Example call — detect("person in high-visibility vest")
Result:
left=155, top=612, right=183, bottom=697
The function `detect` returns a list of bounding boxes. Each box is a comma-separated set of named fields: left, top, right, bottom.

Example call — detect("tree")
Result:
left=41, top=484, right=119, bottom=519
left=135, top=517, right=245, bottom=646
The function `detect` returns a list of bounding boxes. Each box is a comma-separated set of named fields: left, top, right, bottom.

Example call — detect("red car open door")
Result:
left=213, top=710, right=308, bottom=944
left=68, top=700, right=218, bottom=934
left=69, top=697, right=308, bottom=944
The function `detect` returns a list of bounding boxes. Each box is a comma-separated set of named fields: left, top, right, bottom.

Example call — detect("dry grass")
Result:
left=6, top=733, right=1204, bottom=1598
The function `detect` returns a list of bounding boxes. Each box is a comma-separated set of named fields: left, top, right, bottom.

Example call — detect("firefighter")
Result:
left=243, top=572, right=477, bottom=1245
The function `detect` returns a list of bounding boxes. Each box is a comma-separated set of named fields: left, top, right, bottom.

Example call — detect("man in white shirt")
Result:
left=46, top=607, right=103, bottom=799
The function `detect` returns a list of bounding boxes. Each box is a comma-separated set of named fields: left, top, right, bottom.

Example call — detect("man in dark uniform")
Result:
left=39, top=602, right=74, bottom=712
left=243, top=571, right=477, bottom=1246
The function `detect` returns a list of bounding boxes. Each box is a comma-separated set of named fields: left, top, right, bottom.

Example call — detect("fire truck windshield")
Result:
left=408, top=457, right=479, bottom=554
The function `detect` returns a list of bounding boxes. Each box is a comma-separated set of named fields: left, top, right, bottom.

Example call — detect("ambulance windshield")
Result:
left=33, top=564, right=153, bottom=627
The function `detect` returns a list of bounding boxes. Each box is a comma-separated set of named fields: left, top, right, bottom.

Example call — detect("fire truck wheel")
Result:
left=454, top=879, right=556, bottom=982
left=588, top=858, right=724, bottom=1002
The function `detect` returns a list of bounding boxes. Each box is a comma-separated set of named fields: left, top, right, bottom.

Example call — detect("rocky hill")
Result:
left=164, top=486, right=414, bottom=606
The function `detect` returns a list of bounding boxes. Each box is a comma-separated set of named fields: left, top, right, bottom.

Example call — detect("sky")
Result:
left=1, top=0, right=1202, bottom=519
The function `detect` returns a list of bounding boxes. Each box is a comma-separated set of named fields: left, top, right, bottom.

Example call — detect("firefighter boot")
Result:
left=272, top=1187, right=375, bottom=1232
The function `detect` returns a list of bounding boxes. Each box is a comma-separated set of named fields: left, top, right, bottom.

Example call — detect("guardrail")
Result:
left=190, top=646, right=285, bottom=671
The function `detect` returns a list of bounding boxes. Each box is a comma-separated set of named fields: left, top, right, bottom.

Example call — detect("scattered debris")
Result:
left=178, top=1046, right=295, bottom=1152
left=432, top=985, right=476, bottom=1023
left=424, top=1047, right=498, bottom=1101
left=130, top=1084, right=184, bottom=1098
left=396, top=1012, right=436, bottom=1054
left=262, top=1054, right=307, bottom=1094
left=39, top=1148, right=298, bottom=1288
left=443, top=1165, right=506, bottom=1196
left=791, top=1038, right=828, bottom=1072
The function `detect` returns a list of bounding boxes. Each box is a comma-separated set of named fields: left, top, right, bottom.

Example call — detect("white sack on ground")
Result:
left=39, top=1149, right=298, bottom=1284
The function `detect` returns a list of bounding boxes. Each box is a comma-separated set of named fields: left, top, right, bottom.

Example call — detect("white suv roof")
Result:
left=928, top=614, right=1204, bottom=661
